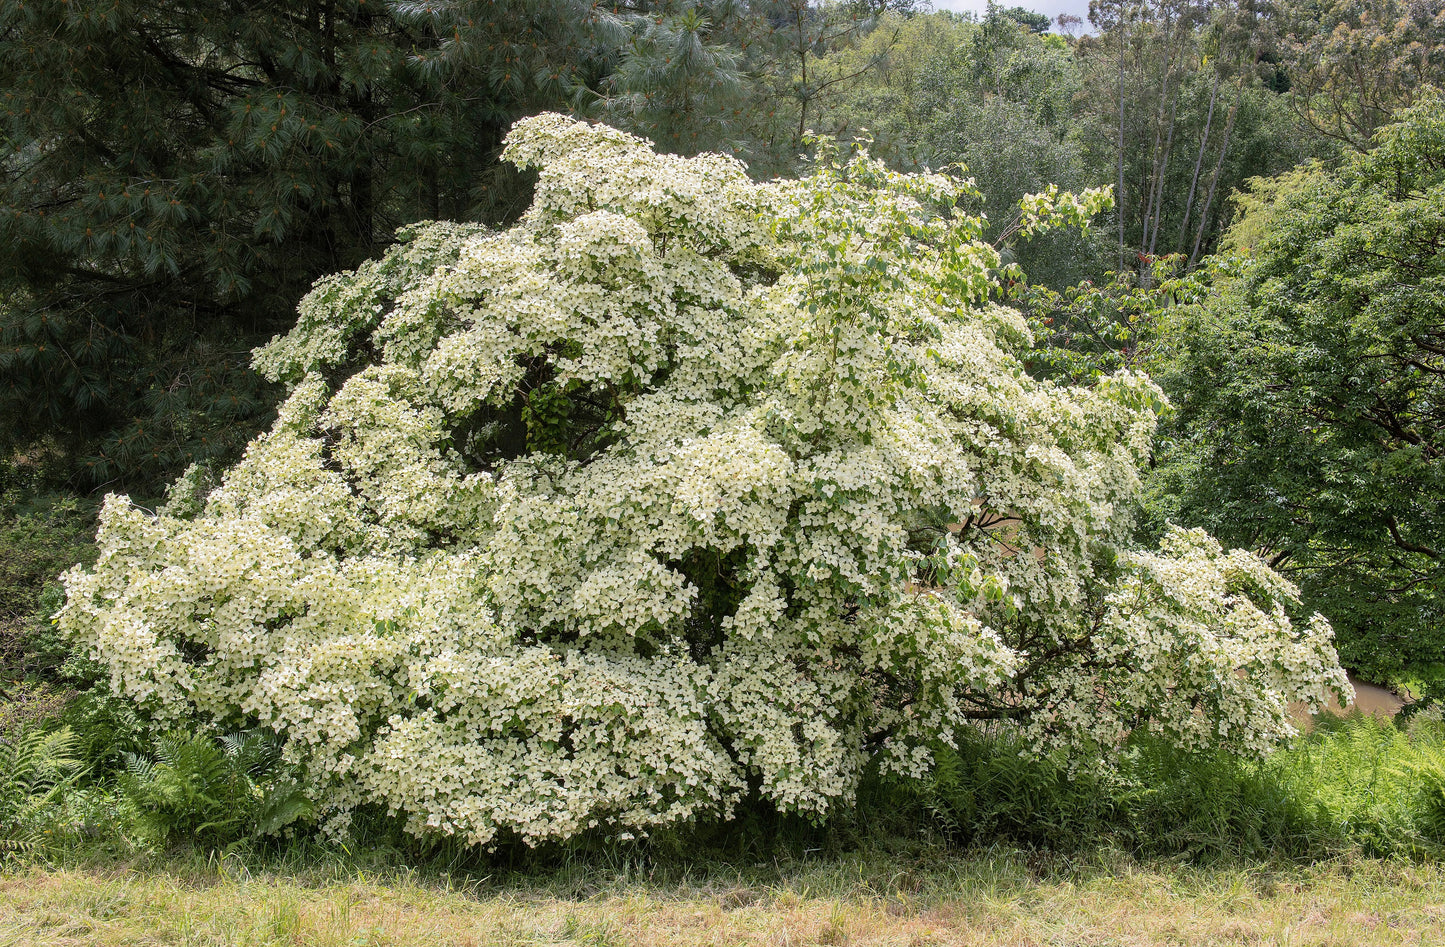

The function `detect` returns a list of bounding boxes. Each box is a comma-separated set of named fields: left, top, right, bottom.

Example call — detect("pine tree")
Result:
left=0, top=0, right=625, bottom=490
left=601, top=1, right=750, bottom=159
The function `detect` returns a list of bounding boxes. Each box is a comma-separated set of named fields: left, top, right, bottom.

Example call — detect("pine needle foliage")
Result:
left=603, top=2, right=749, bottom=158
left=0, top=0, right=627, bottom=491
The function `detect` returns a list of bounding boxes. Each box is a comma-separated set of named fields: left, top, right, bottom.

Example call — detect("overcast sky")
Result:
left=927, top=0, right=1095, bottom=30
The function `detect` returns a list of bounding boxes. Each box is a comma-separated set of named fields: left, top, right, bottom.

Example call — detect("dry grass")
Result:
left=4, top=850, right=1445, bottom=946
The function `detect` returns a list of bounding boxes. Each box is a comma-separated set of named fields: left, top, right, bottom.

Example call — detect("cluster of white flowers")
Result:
left=59, top=115, right=1351, bottom=847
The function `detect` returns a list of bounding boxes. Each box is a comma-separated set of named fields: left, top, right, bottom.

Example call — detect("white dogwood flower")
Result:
left=59, top=114, right=1350, bottom=848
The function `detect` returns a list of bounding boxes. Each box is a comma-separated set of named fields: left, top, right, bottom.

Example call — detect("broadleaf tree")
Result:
left=1148, top=91, right=1445, bottom=695
left=60, top=116, right=1348, bottom=847
left=1281, top=0, right=1445, bottom=152
left=813, top=10, right=1105, bottom=288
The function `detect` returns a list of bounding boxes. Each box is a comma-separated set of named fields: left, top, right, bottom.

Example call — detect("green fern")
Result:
left=253, top=779, right=315, bottom=837
left=0, top=725, right=84, bottom=855
left=118, top=729, right=312, bottom=848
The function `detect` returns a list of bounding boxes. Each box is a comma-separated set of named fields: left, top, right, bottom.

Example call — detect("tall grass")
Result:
left=900, top=709, right=1445, bottom=863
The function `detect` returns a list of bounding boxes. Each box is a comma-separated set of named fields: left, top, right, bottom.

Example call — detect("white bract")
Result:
left=59, top=115, right=1350, bottom=847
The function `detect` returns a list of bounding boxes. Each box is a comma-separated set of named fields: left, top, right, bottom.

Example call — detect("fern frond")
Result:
left=2, top=726, right=82, bottom=803
left=122, top=751, right=156, bottom=782
left=253, top=780, right=315, bottom=837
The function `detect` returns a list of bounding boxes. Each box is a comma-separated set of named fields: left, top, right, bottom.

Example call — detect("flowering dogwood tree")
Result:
left=59, top=115, right=1350, bottom=847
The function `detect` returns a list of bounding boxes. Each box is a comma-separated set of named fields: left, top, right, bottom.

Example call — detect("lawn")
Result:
left=5, top=849, right=1445, bottom=946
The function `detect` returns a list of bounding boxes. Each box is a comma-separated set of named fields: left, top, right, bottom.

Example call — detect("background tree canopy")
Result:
left=1147, top=91, right=1445, bottom=696
left=7, top=0, right=1439, bottom=498
left=0, top=0, right=641, bottom=490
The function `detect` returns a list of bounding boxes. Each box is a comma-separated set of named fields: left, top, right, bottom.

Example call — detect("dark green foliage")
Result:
left=994, top=5, right=1053, bottom=34
left=1149, top=92, right=1445, bottom=694
left=56, top=688, right=149, bottom=777
left=1016, top=254, right=1206, bottom=386
left=915, top=733, right=1118, bottom=853
left=601, top=2, right=750, bottom=159
left=0, top=0, right=625, bottom=491
left=0, top=490, right=93, bottom=625
left=0, top=687, right=316, bottom=856
left=1113, top=735, right=1327, bottom=859
left=896, top=714, right=1445, bottom=862
left=0, top=477, right=95, bottom=683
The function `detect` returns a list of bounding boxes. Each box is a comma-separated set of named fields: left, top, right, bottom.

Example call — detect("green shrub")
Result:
left=898, top=710, right=1445, bottom=863
left=0, top=680, right=72, bottom=740
left=1116, top=734, right=1331, bottom=859
left=56, top=688, right=148, bottom=776
left=913, top=731, right=1115, bottom=852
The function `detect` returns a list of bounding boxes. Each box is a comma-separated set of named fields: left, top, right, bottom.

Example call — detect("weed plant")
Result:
left=0, top=474, right=95, bottom=687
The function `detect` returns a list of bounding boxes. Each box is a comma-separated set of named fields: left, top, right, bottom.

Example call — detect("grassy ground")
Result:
left=4, top=849, right=1445, bottom=946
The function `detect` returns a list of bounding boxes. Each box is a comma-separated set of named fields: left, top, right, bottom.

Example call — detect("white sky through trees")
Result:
left=929, top=0, right=1094, bottom=28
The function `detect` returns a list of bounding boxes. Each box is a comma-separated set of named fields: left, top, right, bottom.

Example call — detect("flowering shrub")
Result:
left=58, top=115, right=1350, bottom=847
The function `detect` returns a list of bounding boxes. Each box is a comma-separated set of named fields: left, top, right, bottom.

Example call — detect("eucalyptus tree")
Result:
left=815, top=10, right=1101, bottom=286
left=1076, top=0, right=1319, bottom=270
left=1280, top=0, right=1445, bottom=152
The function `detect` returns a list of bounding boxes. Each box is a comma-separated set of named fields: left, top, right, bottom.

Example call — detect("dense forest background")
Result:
left=3, top=0, right=1436, bottom=490
left=2, top=0, right=1444, bottom=865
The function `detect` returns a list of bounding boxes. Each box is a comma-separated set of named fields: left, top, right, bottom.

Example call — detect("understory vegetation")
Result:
left=5, top=647, right=1445, bottom=868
